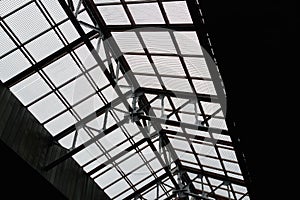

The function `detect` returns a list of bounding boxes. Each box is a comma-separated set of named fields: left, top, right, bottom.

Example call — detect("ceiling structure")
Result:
left=0, top=0, right=251, bottom=199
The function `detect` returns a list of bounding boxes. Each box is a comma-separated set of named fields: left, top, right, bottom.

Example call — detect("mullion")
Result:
left=123, top=51, right=203, bottom=58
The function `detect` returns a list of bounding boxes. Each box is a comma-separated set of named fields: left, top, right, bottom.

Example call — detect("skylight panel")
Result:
left=193, top=79, right=217, bottom=95
left=119, top=153, right=144, bottom=173
left=44, top=111, right=76, bottom=136
left=152, top=56, right=186, bottom=76
left=128, top=3, right=165, bottom=24
left=98, top=5, right=130, bottom=25
left=73, top=143, right=104, bottom=165
left=40, top=0, right=68, bottom=23
left=0, top=0, right=29, bottom=17
left=0, top=27, right=16, bottom=56
left=28, top=93, right=66, bottom=123
left=124, top=55, right=155, bottom=74
left=59, top=75, right=95, bottom=105
left=199, top=155, right=223, bottom=169
left=105, top=179, right=130, bottom=198
left=98, top=128, right=127, bottom=150
left=134, top=75, right=162, bottom=89
left=140, top=32, right=176, bottom=54
left=58, top=20, right=81, bottom=43
left=163, top=1, right=193, bottom=24
left=58, top=131, right=76, bottom=149
left=0, top=50, right=31, bottom=82
left=114, top=188, right=135, bottom=200
left=193, top=142, right=218, bottom=157
left=174, top=31, right=203, bottom=55
left=25, top=30, right=64, bottom=62
left=10, top=73, right=51, bottom=106
left=161, top=77, right=193, bottom=93
left=219, top=147, right=238, bottom=162
left=74, top=45, right=98, bottom=70
left=112, top=32, right=144, bottom=53
left=223, top=161, right=242, bottom=174
left=89, top=65, right=110, bottom=88
left=101, top=86, right=119, bottom=102
left=43, top=54, right=81, bottom=87
left=73, top=94, right=103, bottom=119
left=94, top=167, right=122, bottom=188
left=184, top=57, right=211, bottom=78
left=4, top=3, right=51, bottom=43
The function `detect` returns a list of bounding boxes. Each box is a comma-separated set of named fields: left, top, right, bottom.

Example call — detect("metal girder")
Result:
left=44, top=117, right=128, bottom=171
left=139, top=115, right=229, bottom=135
left=53, top=89, right=132, bottom=141
left=106, top=24, right=195, bottom=32
left=4, top=30, right=98, bottom=88
left=136, top=87, right=219, bottom=103
left=181, top=165, right=245, bottom=187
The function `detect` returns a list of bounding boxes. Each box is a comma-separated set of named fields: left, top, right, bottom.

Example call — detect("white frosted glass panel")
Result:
left=59, top=76, right=95, bottom=105
left=219, top=148, right=238, bottom=161
left=5, top=3, right=50, bottom=42
left=0, top=27, right=16, bottom=56
left=0, top=50, right=31, bottom=82
left=174, top=32, right=203, bottom=55
left=105, top=179, right=129, bottom=198
left=162, top=77, right=193, bottom=92
left=98, top=5, right=130, bottom=25
left=59, top=20, right=80, bottom=43
left=135, top=75, right=161, bottom=89
left=184, top=57, right=211, bottom=78
left=124, top=55, right=155, bottom=74
left=141, top=32, right=176, bottom=54
left=73, top=94, right=103, bottom=119
left=58, top=131, right=75, bottom=149
left=152, top=56, right=185, bottom=76
left=41, top=0, right=68, bottom=23
left=45, top=111, right=76, bottom=136
left=163, top=2, right=192, bottom=24
left=10, top=73, right=51, bottom=106
left=43, top=55, right=80, bottom=87
left=0, top=0, right=28, bottom=16
left=128, top=3, right=164, bottom=24
left=26, top=30, right=64, bottom=62
left=112, top=32, right=144, bottom=53
left=193, top=80, right=217, bottom=95
left=95, top=167, right=121, bottom=188
left=28, top=93, right=66, bottom=123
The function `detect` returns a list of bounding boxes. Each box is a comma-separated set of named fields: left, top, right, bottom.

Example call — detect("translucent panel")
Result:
left=98, top=5, right=130, bottom=25
left=73, top=94, right=103, bottom=119
left=101, top=86, right=119, bottom=102
left=58, top=20, right=80, bottom=43
left=41, top=0, right=68, bottom=23
left=198, top=155, right=222, bottom=169
left=5, top=3, right=51, bottom=42
left=163, top=1, right=192, bottom=24
left=95, top=167, right=122, bottom=188
left=108, top=141, right=132, bottom=158
left=193, top=80, right=217, bottom=95
left=74, top=45, right=97, bottom=69
left=228, top=172, right=243, bottom=180
left=219, top=148, right=238, bottom=161
left=141, top=32, right=176, bottom=54
left=204, top=166, right=224, bottom=175
left=223, top=161, right=242, bottom=174
left=169, top=138, right=190, bottom=150
left=28, top=93, right=66, bottom=123
left=84, top=155, right=108, bottom=173
left=88, top=66, right=110, bottom=89
left=114, top=188, right=134, bottom=200
left=0, top=50, right=31, bottom=82
left=179, top=151, right=198, bottom=163
left=43, top=55, right=80, bottom=87
left=98, top=129, right=127, bottom=150
left=184, top=57, right=211, bottom=78
left=201, top=102, right=221, bottom=115
left=105, top=179, right=130, bottom=198
left=0, top=27, right=16, bottom=56
left=152, top=56, right=185, bottom=76
left=26, top=30, right=64, bottom=62
left=185, top=128, right=210, bottom=138
left=149, top=158, right=162, bottom=172
left=193, top=143, right=218, bottom=157
left=162, top=77, right=193, bottom=92
left=194, top=182, right=211, bottom=193
left=58, top=131, right=75, bottom=149
left=0, top=0, right=29, bottom=17
left=209, top=118, right=227, bottom=130
left=112, top=32, right=144, bottom=53
left=73, top=143, right=103, bottom=165
left=127, top=165, right=150, bottom=185
left=215, top=188, right=232, bottom=198
left=119, top=153, right=144, bottom=173
left=208, top=177, right=223, bottom=186
left=124, top=55, right=155, bottom=74
left=75, top=128, right=93, bottom=146
left=212, top=133, right=231, bottom=142
left=10, top=73, right=51, bottom=106
left=174, top=32, right=203, bottom=55
left=59, top=75, right=95, bottom=105
left=232, top=184, right=247, bottom=194
left=44, top=111, right=76, bottom=136
left=128, top=3, right=165, bottom=24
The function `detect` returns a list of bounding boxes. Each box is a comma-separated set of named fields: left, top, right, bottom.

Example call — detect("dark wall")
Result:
left=0, top=84, right=110, bottom=200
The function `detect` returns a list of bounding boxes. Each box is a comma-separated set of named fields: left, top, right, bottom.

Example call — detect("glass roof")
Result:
left=0, top=0, right=250, bottom=199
